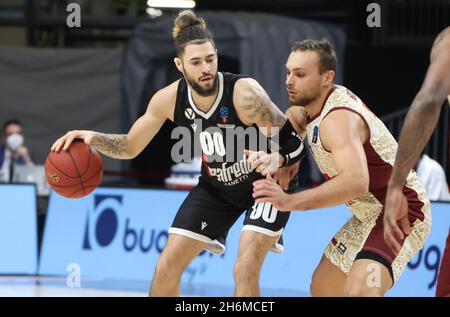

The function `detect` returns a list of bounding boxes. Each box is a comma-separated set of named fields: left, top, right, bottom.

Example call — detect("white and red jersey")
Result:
left=305, top=85, right=431, bottom=226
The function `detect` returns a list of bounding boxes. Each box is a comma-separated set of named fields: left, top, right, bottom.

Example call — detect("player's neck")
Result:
left=304, top=86, right=334, bottom=119
left=190, top=87, right=219, bottom=112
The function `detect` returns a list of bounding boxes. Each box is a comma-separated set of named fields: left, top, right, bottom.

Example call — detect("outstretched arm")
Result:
left=253, top=110, right=369, bottom=211
left=51, top=83, right=176, bottom=159
left=91, top=103, right=167, bottom=159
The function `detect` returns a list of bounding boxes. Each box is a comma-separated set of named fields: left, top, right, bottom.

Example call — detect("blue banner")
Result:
left=39, top=187, right=449, bottom=296
left=0, top=184, right=38, bottom=274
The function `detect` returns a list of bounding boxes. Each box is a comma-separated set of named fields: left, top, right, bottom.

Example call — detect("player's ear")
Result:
left=174, top=57, right=183, bottom=73
left=323, top=70, right=335, bottom=86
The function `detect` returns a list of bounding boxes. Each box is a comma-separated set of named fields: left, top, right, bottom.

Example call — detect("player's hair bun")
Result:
left=172, top=10, right=206, bottom=40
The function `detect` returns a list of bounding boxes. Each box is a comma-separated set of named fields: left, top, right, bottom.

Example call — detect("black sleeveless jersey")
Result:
left=173, top=72, right=269, bottom=207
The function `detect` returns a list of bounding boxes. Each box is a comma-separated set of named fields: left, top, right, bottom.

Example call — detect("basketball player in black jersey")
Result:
left=51, top=10, right=304, bottom=296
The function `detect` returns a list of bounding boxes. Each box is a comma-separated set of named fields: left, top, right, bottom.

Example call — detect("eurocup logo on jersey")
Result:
left=312, top=126, right=319, bottom=144
left=82, top=194, right=121, bottom=250
left=219, top=106, right=229, bottom=124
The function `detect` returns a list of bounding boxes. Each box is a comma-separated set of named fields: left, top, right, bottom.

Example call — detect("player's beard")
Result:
left=184, top=69, right=218, bottom=97
left=289, top=88, right=321, bottom=106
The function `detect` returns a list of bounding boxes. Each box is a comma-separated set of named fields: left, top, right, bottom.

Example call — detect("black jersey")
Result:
left=173, top=72, right=269, bottom=207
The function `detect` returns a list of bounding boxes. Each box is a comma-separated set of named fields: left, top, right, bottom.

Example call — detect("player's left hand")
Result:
left=384, top=185, right=411, bottom=255
left=244, top=150, right=283, bottom=176
left=253, top=174, right=291, bottom=211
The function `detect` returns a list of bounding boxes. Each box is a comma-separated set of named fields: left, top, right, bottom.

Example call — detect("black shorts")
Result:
left=169, top=179, right=291, bottom=255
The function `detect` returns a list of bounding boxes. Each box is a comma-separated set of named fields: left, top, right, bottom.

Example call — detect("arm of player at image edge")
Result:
left=234, top=78, right=306, bottom=174
left=388, top=27, right=450, bottom=190
left=253, top=110, right=369, bottom=211
left=384, top=27, right=450, bottom=254
left=50, top=86, right=174, bottom=159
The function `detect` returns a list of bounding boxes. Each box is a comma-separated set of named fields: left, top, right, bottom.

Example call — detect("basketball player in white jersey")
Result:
left=384, top=26, right=450, bottom=297
left=251, top=39, right=431, bottom=296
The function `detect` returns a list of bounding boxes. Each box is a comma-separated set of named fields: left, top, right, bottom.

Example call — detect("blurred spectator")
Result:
left=0, top=119, right=34, bottom=183
left=416, top=153, right=450, bottom=201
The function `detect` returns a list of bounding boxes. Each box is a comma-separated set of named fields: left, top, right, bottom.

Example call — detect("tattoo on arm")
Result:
left=240, top=83, right=286, bottom=129
left=91, top=133, right=129, bottom=159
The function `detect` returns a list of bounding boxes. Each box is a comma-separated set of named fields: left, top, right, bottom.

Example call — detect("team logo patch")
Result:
left=337, top=242, right=347, bottom=255
left=184, top=108, right=195, bottom=120
left=219, top=106, right=229, bottom=124
left=312, top=126, right=319, bottom=144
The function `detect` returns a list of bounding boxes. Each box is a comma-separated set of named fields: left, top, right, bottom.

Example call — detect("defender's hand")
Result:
left=253, top=174, right=292, bottom=211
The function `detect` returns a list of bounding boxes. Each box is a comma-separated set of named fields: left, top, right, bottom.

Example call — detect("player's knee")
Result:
left=309, top=277, right=319, bottom=297
left=345, top=287, right=382, bottom=297
left=154, top=254, right=185, bottom=278
left=310, top=269, right=325, bottom=297
left=234, top=253, right=262, bottom=282
left=345, top=277, right=364, bottom=297
left=344, top=281, right=382, bottom=297
left=344, top=285, right=365, bottom=297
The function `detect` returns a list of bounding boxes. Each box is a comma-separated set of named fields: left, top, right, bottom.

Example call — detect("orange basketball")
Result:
left=45, top=140, right=103, bottom=198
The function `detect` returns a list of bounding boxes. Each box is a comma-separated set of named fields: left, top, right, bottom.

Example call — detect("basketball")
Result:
left=45, top=140, right=103, bottom=198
